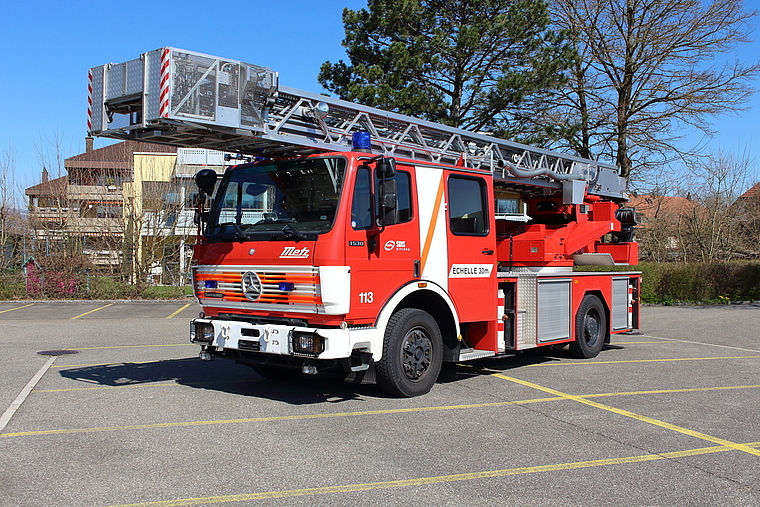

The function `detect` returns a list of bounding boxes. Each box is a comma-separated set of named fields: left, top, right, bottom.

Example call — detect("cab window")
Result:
left=448, top=175, right=488, bottom=235
left=351, top=166, right=373, bottom=229
left=352, top=168, right=413, bottom=229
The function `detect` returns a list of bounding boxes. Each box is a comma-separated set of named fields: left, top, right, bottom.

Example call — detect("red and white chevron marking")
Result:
left=87, top=68, right=93, bottom=131
left=159, top=47, right=170, bottom=118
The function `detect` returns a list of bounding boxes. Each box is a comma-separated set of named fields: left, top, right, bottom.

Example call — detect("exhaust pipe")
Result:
left=301, top=364, right=318, bottom=375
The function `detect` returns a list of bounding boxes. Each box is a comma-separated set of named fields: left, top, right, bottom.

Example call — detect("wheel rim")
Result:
left=401, top=326, right=432, bottom=381
left=584, top=309, right=601, bottom=346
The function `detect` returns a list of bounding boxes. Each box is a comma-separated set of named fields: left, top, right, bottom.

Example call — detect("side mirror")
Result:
left=378, top=179, right=398, bottom=226
left=195, top=169, right=217, bottom=195
left=376, top=157, right=396, bottom=179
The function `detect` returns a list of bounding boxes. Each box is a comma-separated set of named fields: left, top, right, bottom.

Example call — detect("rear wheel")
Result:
left=377, top=308, right=443, bottom=397
left=569, top=295, right=607, bottom=358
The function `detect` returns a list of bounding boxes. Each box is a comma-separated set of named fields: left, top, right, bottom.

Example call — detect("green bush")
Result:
left=0, top=271, right=192, bottom=300
left=627, top=261, right=760, bottom=304
left=4, top=262, right=759, bottom=304
left=142, top=285, right=193, bottom=299
left=83, top=276, right=140, bottom=300
left=0, top=272, right=26, bottom=300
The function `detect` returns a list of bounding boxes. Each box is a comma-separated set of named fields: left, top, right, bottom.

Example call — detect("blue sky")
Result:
left=1, top=0, right=758, bottom=196
left=0, top=0, right=366, bottom=190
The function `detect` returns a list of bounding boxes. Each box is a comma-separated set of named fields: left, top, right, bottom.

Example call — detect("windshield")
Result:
left=207, top=157, right=346, bottom=241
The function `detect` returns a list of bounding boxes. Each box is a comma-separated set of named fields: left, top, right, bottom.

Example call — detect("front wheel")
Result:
left=377, top=308, right=443, bottom=397
left=569, top=295, right=607, bottom=359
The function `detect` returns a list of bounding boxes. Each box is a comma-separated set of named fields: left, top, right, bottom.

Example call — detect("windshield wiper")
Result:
left=248, top=218, right=306, bottom=241
left=218, top=222, right=252, bottom=241
left=280, top=221, right=306, bottom=241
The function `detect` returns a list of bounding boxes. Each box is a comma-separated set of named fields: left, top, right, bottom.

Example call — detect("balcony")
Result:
left=29, top=207, right=79, bottom=220
left=66, top=217, right=124, bottom=234
left=68, top=184, right=124, bottom=201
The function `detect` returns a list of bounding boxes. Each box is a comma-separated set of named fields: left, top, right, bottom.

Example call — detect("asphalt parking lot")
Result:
left=0, top=301, right=758, bottom=507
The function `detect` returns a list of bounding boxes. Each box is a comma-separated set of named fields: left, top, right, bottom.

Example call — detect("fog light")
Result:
left=291, top=331, right=325, bottom=356
left=193, top=322, right=215, bottom=343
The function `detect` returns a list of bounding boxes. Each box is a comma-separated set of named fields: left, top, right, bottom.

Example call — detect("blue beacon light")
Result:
left=352, top=131, right=372, bottom=153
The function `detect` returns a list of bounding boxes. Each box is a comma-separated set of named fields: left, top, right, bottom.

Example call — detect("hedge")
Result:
left=2, top=262, right=759, bottom=304
left=0, top=272, right=191, bottom=300
left=579, top=261, right=760, bottom=305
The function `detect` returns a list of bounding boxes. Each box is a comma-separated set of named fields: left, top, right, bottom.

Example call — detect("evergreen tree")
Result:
left=319, top=0, right=574, bottom=136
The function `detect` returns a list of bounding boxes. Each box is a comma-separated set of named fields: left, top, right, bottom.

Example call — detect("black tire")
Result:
left=250, top=363, right=301, bottom=380
left=569, top=294, right=607, bottom=359
left=377, top=308, right=443, bottom=397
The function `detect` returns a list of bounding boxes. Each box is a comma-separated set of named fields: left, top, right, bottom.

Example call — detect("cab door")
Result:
left=345, top=164, right=419, bottom=322
left=445, top=173, right=497, bottom=322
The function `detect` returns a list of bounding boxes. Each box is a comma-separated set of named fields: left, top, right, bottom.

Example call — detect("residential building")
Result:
left=25, top=140, right=229, bottom=283
left=627, top=194, right=704, bottom=261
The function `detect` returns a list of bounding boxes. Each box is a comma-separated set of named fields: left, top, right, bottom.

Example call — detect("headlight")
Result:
left=291, top=331, right=325, bottom=357
left=192, top=322, right=215, bottom=343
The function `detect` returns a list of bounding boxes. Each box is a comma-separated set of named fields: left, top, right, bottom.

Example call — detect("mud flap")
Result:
left=344, top=361, right=377, bottom=384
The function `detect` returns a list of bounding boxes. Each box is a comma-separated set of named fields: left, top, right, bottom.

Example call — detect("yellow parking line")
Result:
left=8, top=383, right=760, bottom=436
left=612, top=340, right=672, bottom=344
left=0, top=397, right=563, bottom=438
left=166, top=303, right=191, bottom=319
left=36, top=382, right=181, bottom=393
left=51, top=360, right=161, bottom=369
left=526, top=355, right=760, bottom=367
left=583, top=384, right=760, bottom=398
left=35, top=380, right=237, bottom=393
left=101, top=442, right=760, bottom=507
left=0, top=303, right=35, bottom=314
left=31, top=381, right=760, bottom=399
left=74, top=343, right=193, bottom=351
left=489, top=372, right=760, bottom=457
left=71, top=303, right=114, bottom=320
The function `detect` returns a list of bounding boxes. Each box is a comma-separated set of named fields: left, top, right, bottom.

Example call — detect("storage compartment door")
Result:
left=537, top=279, right=571, bottom=343
left=612, top=277, right=631, bottom=330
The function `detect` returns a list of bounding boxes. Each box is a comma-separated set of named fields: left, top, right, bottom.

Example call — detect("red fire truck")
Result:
left=89, top=48, right=640, bottom=397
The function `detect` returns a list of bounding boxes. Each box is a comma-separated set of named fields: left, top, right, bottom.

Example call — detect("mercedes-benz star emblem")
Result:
left=241, top=271, right=262, bottom=301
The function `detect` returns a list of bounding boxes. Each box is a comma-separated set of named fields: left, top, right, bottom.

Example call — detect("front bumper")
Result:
left=190, top=318, right=377, bottom=360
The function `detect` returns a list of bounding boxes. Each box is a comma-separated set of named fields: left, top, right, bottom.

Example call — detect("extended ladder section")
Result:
left=88, top=47, right=626, bottom=200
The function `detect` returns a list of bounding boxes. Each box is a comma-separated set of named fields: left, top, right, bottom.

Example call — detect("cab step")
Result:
left=458, top=348, right=496, bottom=361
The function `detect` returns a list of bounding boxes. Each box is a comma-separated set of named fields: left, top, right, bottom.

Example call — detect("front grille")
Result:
left=238, top=339, right=261, bottom=351
left=194, top=265, right=322, bottom=313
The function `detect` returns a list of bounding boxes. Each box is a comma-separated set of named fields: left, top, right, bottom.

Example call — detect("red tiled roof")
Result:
left=25, top=175, right=68, bottom=197
left=627, top=194, right=702, bottom=217
left=738, top=182, right=760, bottom=200
left=65, top=141, right=176, bottom=164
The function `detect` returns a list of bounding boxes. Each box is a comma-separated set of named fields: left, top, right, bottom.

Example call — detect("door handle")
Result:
left=482, top=249, right=494, bottom=255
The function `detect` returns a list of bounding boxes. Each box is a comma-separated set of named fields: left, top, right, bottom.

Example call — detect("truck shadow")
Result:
left=57, top=357, right=371, bottom=404
left=56, top=348, right=610, bottom=403
left=437, top=349, right=559, bottom=383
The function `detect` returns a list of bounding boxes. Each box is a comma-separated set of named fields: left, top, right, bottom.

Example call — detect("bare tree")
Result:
left=0, top=145, right=26, bottom=271
left=736, top=183, right=760, bottom=257
left=122, top=155, right=195, bottom=290
left=545, top=0, right=759, bottom=184
left=672, top=151, right=755, bottom=262
left=629, top=193, right=689, bottom=261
